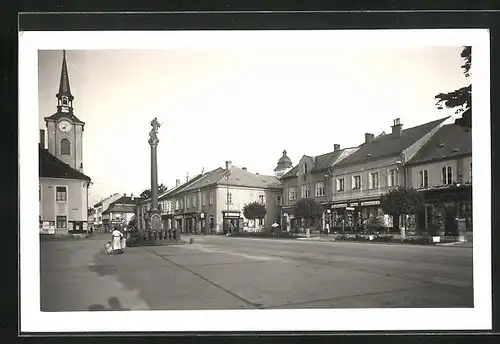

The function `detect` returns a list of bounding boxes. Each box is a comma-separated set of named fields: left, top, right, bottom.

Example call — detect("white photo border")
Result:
left=19, top=29, right=491, bottom=333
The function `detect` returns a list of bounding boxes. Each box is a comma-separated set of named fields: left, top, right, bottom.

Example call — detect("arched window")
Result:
left=60, top=138, right=71, bottom=155
left=62, top=97, right=69, bottom=105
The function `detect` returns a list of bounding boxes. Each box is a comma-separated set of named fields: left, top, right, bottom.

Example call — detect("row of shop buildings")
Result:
left=280, top=116, right=472, bottom=235
left=87, top=115, right=472, bottom=237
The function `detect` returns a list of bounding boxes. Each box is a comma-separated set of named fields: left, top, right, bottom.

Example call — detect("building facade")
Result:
left=102, top=194, right=139, bottom=230
left=92, top=193, right=122, bottom=232
left=327, top=117, right=453, bottom=231
left=406, top=123, right=472, bottom=235
left=39, top=50, right=91, bottom=235
left=281, top=144, right=357, bottom=232
left=138, top=160, right=283, bottom=235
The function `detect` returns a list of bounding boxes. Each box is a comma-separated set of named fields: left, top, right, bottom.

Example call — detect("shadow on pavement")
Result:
left=88, top=297, right=130, bottom=311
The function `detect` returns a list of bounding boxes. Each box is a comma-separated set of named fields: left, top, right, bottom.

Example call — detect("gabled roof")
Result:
left=109, top=196, right=139, bottom=206
left=281, top=148, right=353, bottom=179
left=39, top=147, right=90, bottom=181
left=177, top=165, right=282, bottom=193
left=407, top=124, right=472, bottom=165
left=336, top=117, right=450, bottom=167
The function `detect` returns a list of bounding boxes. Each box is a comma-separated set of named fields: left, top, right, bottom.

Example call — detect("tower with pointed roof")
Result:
left=274, top=150, right=293, bottom=178
left=44, top=50, right=85, bottom=172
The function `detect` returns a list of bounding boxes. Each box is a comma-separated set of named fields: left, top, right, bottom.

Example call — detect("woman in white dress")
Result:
left=111, top=226, right=123, bottom=254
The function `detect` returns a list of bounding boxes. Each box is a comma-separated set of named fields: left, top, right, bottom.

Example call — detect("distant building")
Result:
left=406, top=123, right=472, bottom=235
left=39, top=50, right=91, bottom=234
left=273, top=150, right=294, bottom=178
left=92, top=193, right=122, bottom=232
left=102, top=194, right=139, bottom=229
left=138, top=160, right=283, bottom=235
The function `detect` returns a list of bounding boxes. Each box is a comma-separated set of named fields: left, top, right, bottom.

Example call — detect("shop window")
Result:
left=56, top=186, right=67, bottom=202
left=441, top=166, right=453, bottom=185
left=336, top=178, right=345, bottom=192
left=315, top=182, right=325, bottom=197
left=56, top=216, right=67, bottom=229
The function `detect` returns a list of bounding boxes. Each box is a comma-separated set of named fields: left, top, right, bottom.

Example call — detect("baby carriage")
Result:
left=100, top=240, right=114, bottom=255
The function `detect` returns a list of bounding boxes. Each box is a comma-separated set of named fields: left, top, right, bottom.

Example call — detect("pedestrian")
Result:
left=89, top=226, right=94, bottom=236
left=121, top=226, right=127, bottom=251
left=111, top=226, right=123, bottom=254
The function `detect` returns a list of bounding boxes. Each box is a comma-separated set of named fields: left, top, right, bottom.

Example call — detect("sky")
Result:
left=38, top=45, right=467, bottom=205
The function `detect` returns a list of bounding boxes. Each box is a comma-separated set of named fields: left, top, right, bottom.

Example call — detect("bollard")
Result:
left=190, top=237, right=194, bottom=244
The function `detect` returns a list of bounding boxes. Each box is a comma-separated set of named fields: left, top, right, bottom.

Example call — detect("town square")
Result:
left=34, top=35, right=478, bottom=318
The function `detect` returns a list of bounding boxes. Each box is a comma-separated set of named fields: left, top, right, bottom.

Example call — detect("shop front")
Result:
left=331, top=202, right=360, bottom=232
left=222, top=211, right=242, bottom=234
left=418, top=184, right=472, bottom=236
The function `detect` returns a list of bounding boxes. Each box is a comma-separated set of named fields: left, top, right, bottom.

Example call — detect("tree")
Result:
left=242, top=201, right=267, bottom=231
left=292, top=198, right=322, bottom=232
left=380, top=186, right=423, bottom=237
left=139, top=183, right=168, bottom=200
left=435, top=46, right=471, bottom=128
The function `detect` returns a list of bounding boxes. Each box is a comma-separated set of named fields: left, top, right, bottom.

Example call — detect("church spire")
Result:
left=56, top=50, right=74, bottom=113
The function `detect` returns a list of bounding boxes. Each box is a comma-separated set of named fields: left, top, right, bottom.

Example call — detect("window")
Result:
left=226, top=193, right=232, bottom=204
left=259, top=195, right=265, bottom=204
left=192, top=196, right=197, bottom=207
left=186, top=197, right=191, bottom=208
left=56, top=216, right=67, bottom=229
left=303, top=164, right=308, bottom=174
left=62, top=96, right=69, bottom=105
left=387, top=169, right=398, bottom=187
left=175, top=200, right=180, bottom=210
left=352, top=175, right=361, bottom=190
left=419, top=170, right=429, bottom=188
left=289, top=187, right=297, bottom=201
left=336, top=178, right=345, bottom=192
left=56, top=186, right=67, bottom=202
left=315, top=182, right=325, bottom=197
left=60, top=138, right=71, bottom=155
left=209, top=192, right=214, bottom=205
left=202, top=192, right=207, bottom=206
left=301, top=184, right=310, bottom=198
left=276, top=195, right=282, bottom=206
left=442, top=166, right=452, bottom=185
left=369, top=172, right=379, bottom=189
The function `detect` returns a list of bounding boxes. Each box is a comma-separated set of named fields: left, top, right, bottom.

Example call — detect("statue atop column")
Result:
left=148, top=117, right=161, bottom=147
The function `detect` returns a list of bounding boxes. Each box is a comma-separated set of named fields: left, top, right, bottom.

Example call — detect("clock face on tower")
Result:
left=58, top=120, right=73, bottom=133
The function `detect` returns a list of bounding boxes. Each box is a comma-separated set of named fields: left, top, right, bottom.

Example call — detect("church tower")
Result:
left=44, top=50, right=85, bottom=172
left=274, top=150, right=293, bottom=178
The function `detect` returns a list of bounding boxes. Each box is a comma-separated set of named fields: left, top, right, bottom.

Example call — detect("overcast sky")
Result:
left=38, top=46, right=466, bottom=205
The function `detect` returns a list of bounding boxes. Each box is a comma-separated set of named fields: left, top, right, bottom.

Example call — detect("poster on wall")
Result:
left=40, top=221, right=55, bottom=234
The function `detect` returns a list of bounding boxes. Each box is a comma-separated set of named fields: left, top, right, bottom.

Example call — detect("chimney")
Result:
left=39, top=129, right=45, bottom=149
left=176, top=179, right=181, bottom=187
left=186, top=173, right=189, bottom=183
left=225, top=160, right=232, bottom=171
left=391, top=118, right=403, bottom=137
left=131, top=193, right=134, bottom=200
left=242, top=167, right=247, bottom=171
left=365, top=133, right=374, bottom=143
left=333, top=144, right=340, bottom=151
left=123, top=193, right=126, bottom=197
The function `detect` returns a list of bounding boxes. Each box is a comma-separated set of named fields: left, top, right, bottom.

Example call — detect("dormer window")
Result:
left=303, top=164, right=308, bottom=174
